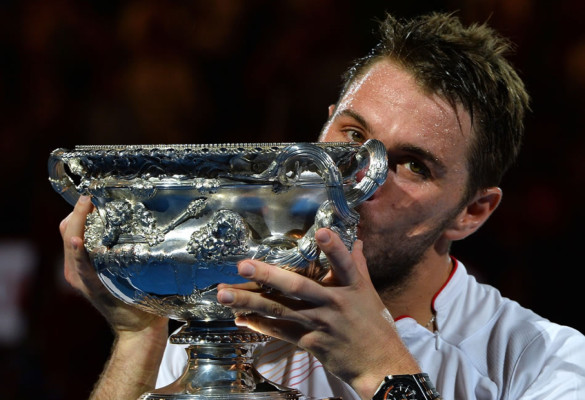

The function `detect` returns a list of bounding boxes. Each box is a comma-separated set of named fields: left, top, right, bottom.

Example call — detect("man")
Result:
left=61, top=12, right=585, bottom=400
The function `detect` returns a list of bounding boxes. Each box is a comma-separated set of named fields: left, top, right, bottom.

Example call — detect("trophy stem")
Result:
left=139, top=321, right=302, bottom=400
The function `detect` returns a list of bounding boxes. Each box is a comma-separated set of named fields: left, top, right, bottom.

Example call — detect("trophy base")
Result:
left=138, top=366, right=302, bottom=400
left=138, top=321, right=303, bottom=400
left=139, top=386, right=301, bottom=400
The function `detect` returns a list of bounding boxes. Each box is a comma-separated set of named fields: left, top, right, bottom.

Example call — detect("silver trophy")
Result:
left=48, top=140, right=387, bottom=400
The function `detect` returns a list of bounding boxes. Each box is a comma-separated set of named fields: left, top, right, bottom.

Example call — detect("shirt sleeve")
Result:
left=510, top=324, right=585, bottom=400
left=155, top=341, right=188, bottom=389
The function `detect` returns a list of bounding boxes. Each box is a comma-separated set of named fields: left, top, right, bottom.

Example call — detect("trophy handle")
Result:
left=273, top=139, right=387, bottom=222
left=48, top=148, right=82, bottom=207
left=257, top=139, right=388, bottom=273
left=346, top=138, right=388, bottom=207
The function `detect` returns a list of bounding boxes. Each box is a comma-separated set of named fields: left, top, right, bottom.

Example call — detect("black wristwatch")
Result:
left=372, top=373, right=442, bottom=400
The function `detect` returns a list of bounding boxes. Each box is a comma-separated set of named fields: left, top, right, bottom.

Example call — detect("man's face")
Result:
left=319, top=60, right=473, bottom=291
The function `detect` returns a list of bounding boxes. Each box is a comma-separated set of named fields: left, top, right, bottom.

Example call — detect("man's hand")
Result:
left=59, top=196, right=168, bottom=400
left=60, top=195, right=168, bottom=335
left=60, top=196, right=168, bottom=399
left=217, top=228, right=421, bottom=400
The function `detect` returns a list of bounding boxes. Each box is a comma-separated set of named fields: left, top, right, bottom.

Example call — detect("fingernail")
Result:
left=79, top=195, right=90, bottom=203
left=218, top=289, right=235, bottom=304
left=239, top=262, right=255, bottom=278
left=234, top=316, right=248, bottom=327
left=315, top=229, right=330, bottom=244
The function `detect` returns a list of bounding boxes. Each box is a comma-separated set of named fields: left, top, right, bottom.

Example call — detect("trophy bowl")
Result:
left=48, top=140, right=387, bottom=400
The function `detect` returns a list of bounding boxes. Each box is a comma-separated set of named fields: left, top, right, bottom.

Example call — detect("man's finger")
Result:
left=315, top=228, right=360, bottom=286
left=235, top=260, right=328, bottom=304
left=65, top=196, right=94, bottom=239
left=59, top=212, right=72, bottom=237
left=62, top=196, right=97, bottom=289
left=219, top=286, right=319, bottom=322
left=217, top=281, right=261, bottom=291
left=234, top=314, right=311, bottom=344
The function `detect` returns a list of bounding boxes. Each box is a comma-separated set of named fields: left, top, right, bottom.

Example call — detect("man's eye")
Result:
left=406, top=161, right=430, bottom=178
left=345, top=130, right=366, bottom=143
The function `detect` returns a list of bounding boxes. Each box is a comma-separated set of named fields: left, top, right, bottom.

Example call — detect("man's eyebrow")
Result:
left=337, top=109, right=449, bottom=174
left=396, top=143, right=448, bottom=174
left=337, top=109, right=374, bottom=134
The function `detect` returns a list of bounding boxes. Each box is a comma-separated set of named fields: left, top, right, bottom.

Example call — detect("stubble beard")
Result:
left=359, top=207, right=463, bottom=296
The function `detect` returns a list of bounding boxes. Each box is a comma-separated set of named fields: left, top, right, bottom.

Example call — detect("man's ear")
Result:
left=444, top=187, right=502, bottom=241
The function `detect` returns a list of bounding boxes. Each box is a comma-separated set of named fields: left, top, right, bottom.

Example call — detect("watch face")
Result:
left=383, top=378, right=420, bottom=400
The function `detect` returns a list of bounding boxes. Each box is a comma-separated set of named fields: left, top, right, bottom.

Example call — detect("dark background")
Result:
left=1, top=1, right=584, bottom=399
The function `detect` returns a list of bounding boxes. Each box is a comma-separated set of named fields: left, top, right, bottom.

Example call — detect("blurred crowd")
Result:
left=1, top=0, right=584, bottom=398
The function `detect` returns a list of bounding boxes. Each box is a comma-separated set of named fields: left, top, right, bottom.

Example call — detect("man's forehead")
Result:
left=338, top=62, right=472, bottom=132
left=328, top=61, right=473, bottom=174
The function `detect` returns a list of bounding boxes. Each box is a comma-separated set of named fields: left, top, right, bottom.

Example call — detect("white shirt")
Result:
left=157, top=260, right=585, bottom=399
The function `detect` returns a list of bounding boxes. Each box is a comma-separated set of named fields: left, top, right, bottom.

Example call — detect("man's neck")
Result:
left=378, top=252, right=453, bottom=328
